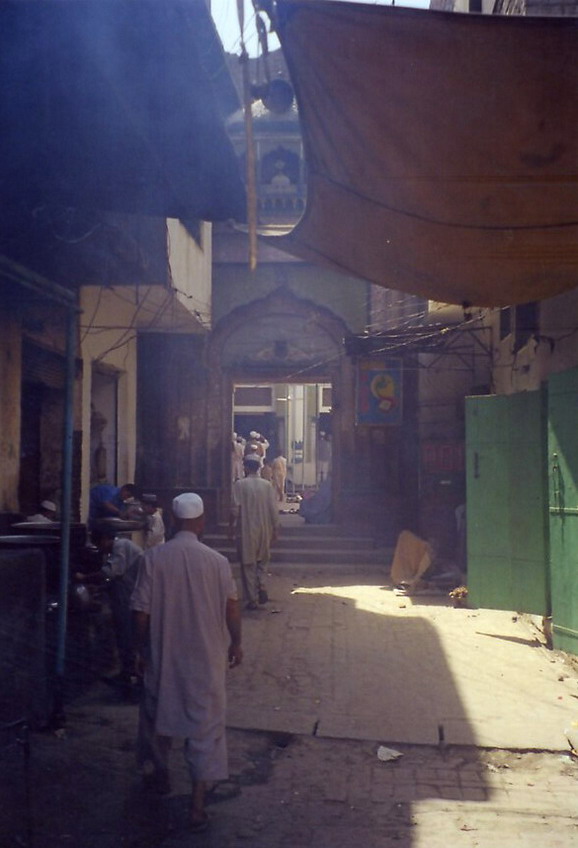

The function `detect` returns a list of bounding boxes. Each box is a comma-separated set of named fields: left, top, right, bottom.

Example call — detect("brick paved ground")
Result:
left=2, top=566, right=578, bottom=846
left=3, top=708, right=577, bottom=847
left=227, top=571, right=578, bottom=750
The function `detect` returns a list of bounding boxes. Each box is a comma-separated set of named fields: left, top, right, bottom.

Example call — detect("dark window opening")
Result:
left=500, top=307, right=512, bottom=341
left=514, top=301, right=538, bottom=353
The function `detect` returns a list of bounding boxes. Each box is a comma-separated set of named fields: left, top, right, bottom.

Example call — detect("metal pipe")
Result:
left=0, top=254, right=77, bottom=308
left=54, top=302, right=78, bottom=721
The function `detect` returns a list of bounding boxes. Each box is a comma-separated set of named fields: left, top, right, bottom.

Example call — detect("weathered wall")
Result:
left=212, top=263, right=369, bottom=334
left=418, top=334, right=492, bottom=442
left=1, top=299, right=83, bottom=516
left=79, top=287, right=139, bottom=522
left=492, top=289, right=578, bottom=396
left=80, top=221, right=212, bottom=518
left=167, top=219, right=212, bottom=328
left=136, top=333, right=208, bottom=490
left=0, top=311, right=21, bottom=512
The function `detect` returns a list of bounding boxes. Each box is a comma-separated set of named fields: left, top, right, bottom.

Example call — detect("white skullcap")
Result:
left=172, top=492, right=204, bottom=519
left=249, top=431, right=259, bottom=438
left=41, top=500, right=56, bottom=512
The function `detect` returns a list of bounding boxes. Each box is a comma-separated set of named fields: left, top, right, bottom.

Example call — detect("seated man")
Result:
left=88, top=482, right=136, bottom=528
left=25, top=500, right=57, bottom=523
left=390, top=529, right=433, bottom=595
left=299, top=475, right=332, bottom=525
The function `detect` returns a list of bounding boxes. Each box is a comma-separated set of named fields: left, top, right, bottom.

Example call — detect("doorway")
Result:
left=90, top=368, right=118, bottom=485
left=233, top=382, right=332, bottom=493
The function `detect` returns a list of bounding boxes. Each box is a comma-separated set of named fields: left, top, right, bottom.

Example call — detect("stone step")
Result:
left=206, top=542, right=393, bottom=567
left=204, top=533, right=377, bottom=552
left=230, top=562, right=389, bottom=577
left=214, top=522, right=375, bottom=539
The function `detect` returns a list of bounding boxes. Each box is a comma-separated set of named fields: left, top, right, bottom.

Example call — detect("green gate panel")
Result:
left=466, top=390, right=549, bottom=616
left=548, top=367, right=578, bottom=655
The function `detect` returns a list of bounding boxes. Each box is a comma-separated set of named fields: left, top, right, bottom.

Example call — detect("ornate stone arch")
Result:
left=205, top=287, right=356, bottom=521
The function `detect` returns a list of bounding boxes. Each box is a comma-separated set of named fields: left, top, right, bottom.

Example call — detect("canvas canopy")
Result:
left=268, top=1, right=578, bottom=306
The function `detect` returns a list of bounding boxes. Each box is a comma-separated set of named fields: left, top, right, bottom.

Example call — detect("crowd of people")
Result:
left=232, top=430, right=288, bottom=503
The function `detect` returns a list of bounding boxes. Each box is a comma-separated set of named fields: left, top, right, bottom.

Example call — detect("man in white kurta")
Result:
left=131, top=492, right=242, bottom=831
left=229, top=455, right=279, bottom=608
left=271, top=453, right=287, bottom=503
left=232, top=433, right=245, bottom=483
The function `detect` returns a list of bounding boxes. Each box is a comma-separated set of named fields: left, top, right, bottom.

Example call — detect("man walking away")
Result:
left=229, top=454, right=279, bottom=609
left=131, top=493, right=242, bottom=833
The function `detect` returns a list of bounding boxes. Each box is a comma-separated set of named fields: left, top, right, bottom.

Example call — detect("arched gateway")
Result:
left=137, top=285, right=405, bottom=536
left=206, top=287, right=356, bottom=524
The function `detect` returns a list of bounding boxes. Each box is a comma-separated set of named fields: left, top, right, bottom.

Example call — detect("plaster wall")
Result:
left=79, top=219, right=212, bottom=520
left=418, top=330, right=492, bottom=441
left=492, top=289, right=578, bottom=395
left=212, top=263, right=369, bottom=334
left=1, top=301, right=83, bottom=515
left=79, top=287, right=138, bottom=523
left=418, top=359, right=472, bottom=442
left=167, top=219, right=212, bottom=329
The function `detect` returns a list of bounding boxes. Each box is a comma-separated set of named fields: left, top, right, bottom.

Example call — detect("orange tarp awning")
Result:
left=268, top=1, right=578, bottom=306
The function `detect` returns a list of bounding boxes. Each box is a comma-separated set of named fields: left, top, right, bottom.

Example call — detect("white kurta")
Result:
left=144, top=511, right=165, bottom=548
left=232, top=440, right=245, bottom=482
left=231, top=474, right=279, bottom=565
left=271, top=455, right=287, bottom=500
left=130, top=531, right=237, bottom=778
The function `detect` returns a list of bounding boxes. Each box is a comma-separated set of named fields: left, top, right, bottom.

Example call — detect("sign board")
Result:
left=356, top=358, right=402, bottom=425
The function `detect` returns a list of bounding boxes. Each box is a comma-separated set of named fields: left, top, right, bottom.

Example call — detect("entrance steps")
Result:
left=204, top=514, right=394, bottom=575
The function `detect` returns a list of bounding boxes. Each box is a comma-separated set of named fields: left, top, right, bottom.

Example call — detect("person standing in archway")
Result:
left=229, top=455, right=279, bottom=609
left=271, top=451, right=287, bottom=503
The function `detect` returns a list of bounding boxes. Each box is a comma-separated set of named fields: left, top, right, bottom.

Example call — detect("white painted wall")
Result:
left=167, top=219, right=212, bottom=329
left=492, top=289, right=578, bottom=396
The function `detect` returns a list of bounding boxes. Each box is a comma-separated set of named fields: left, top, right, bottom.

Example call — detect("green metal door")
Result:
left=466, top=390, right=549, bottom=615
left=548, top=367, right=578, bottom=654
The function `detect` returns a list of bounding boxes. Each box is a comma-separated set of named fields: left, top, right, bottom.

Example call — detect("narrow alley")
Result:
left=2, top=2, right=578, bottom=847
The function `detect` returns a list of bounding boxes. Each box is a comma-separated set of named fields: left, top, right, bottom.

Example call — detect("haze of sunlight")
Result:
left=211, top=0, right=431, bottom=57
left=291, top=584, right=412, bottom=618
